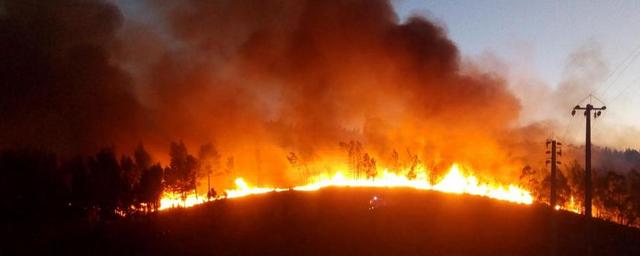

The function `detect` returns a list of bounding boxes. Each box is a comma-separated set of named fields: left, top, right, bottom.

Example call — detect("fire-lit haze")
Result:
left=1, top=0, right=638, bottom=210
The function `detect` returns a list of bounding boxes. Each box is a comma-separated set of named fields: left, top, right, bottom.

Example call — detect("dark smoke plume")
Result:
left=0, top=0, right=143, bottom=153
left=2, top=0, right=535, bottom=185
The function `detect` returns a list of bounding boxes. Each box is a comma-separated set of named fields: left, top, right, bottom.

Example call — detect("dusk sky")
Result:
left=392, top=0, right=640, bottom=148
left=394, top=0, right=640, bottom=87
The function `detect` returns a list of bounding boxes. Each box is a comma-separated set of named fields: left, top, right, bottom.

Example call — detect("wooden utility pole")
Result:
left=572, top=103, right=605, bottom=256
left=572, top=104, right=605, bottom=218
left=546, top=140, right=562, bottom=208
left=546, top=139, right=562, bottom=256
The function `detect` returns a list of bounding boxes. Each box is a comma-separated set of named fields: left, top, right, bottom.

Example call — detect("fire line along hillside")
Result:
left=45, top=188, right=640, bottom=255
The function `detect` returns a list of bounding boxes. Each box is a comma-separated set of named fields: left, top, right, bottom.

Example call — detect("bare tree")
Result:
left=390, top=149, right=401, bottom=172
left=199, top=143, right=220, bottom=201
left=340, top=140, right=363, bottom=178
left=406, top=149, right=419, bottom=180
left=362, top=153, right=377, bottom=179
left=287, top=152, right=310, bottom=183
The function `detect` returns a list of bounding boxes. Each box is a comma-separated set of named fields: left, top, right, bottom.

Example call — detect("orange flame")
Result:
left=555, top=196, right=582, bottom=214
left=159, top=163, right=533, bottom=210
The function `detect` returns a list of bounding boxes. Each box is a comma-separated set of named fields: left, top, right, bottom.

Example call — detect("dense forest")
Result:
left=1, top=142, right=199, bottom=223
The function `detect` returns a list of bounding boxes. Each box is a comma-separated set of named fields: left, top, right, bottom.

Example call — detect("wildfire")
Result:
left=556, top=196, right=582, bottom=214
left=159, top=163, right=534, bottom=210
left=159, top=191, right=207, bottom=209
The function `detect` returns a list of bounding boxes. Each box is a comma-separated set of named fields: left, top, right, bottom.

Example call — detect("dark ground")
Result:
left=6, top=188, right=640, bottom=255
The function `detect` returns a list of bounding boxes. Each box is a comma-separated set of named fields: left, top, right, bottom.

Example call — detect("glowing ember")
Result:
left=160, top=163, right=534, bottom=210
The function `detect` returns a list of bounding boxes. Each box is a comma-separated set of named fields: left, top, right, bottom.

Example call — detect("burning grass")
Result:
left=160, top=163, right=533, bottom=210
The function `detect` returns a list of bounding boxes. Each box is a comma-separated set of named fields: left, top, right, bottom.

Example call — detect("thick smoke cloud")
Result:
left=0, top=0, right=143, bottom=153
left=2, top=0, right=534, bottom=185
left=130, top=0, right=525, bottom=181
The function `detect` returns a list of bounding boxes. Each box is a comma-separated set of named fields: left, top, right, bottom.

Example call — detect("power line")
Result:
left=559, top=116, right=581, bottom=143
left=589, top=94, right=607, bottom=106
left=570, top=93, right=607, bottom=110
left=608, top=72, right=640, bottom=102
left=616, top=81, right=640, bottom=102
left=595, top=43, right=640, bottom=98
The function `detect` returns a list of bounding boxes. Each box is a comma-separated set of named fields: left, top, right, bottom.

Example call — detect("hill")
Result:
left=11, top=188, right=640, bottom=255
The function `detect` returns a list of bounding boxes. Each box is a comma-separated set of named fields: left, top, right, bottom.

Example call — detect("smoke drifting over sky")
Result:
left=3, top=0, right=626, bottom=184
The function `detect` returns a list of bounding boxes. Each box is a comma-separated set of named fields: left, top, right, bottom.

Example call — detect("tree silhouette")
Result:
left=390, top=149, right=401, bottom=172
left=287, top=152, right=301, bottom=180
left=626, top=169, right=640, bottom=225
left=66, top=155, right=91, bottom=215
left=519, top=165, right=544, bottom=202
left=133, top=143, right=156, bottom=211
left=139, top=164, right=163, bottom=212
left=340, top=140, right=364, bottom=178
left=134, top=143, right=152, bottom=170
left=207, top=187, right=218, bottom=200
left=0, top=149, right=67, bottom=221
left=540, top=169, right=572, bottom=206
left=4, top=141, right=640, bottom=227
left=362, top=153, right=377, bottom=179
left=287, top=152, right=310, bottom=183
left=565, top=161, right=585, bottom=209
left=199, top=143, right=220, bottom=200
left=225, top=156, right=235, bottom=175
left=120, top=155, right=140, bottom=214
left=89, top=147, right=124, bottom=219
left=596, top=171, right=629, bottom=223
left=406, top=149, right=419, bottom=180
left=165, top=142, right=199, bottom=202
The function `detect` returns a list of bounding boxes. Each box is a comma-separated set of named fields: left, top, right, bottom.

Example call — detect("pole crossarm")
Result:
left=574, top=107, right=606, bottom=110
left=574, top=106, right=607, bottom=110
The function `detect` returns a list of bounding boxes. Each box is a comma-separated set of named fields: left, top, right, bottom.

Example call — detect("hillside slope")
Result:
left=28, top=188, right=640, bottom=255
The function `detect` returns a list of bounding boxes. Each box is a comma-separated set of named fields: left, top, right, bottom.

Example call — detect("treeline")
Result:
left=521, top=160, right=640, bottom=226
left=4, top=140, right=640, bottom=226
left=0, top=141, right=226, bottom=223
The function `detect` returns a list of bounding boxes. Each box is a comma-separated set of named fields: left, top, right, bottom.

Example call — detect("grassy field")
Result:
left=11, top=188, right=640, bottom=255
